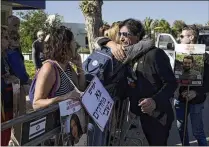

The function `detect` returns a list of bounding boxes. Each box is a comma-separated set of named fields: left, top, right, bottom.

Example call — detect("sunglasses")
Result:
left=118, top=32, right=133, bottom=37
left=180, top=35, right=190, bottom=39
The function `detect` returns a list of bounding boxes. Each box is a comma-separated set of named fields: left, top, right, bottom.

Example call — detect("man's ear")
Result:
left=189, top=35, right=194, bottom=42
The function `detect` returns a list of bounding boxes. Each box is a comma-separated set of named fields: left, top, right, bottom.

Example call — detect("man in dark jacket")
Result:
left=32, top=30, right=45, bottom=71
left=174, top=26, right=208, bottom=146
left=96, top=18, right=177, bottom=145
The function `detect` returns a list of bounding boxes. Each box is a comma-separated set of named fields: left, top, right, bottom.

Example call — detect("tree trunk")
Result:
left=80, top=0, right=103, bottom=53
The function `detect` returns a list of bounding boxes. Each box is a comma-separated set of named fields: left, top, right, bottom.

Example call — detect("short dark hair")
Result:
left=183, top=55, right=194, bottom=63
left=44, top=26, right=74, bottom=63
left=182, top=25, right=199, bottom=43
left=119, top=18, right=145, bottom=40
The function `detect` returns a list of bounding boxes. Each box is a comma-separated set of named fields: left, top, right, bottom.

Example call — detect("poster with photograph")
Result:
left=59, top=99, right=87, bottom=146
left=174, top=44, right=205, bottom=86
left=81, top=76, right=114, bottom=132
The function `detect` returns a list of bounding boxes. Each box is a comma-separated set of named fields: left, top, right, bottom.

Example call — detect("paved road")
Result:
left=168, top=97, right=209, bottom=145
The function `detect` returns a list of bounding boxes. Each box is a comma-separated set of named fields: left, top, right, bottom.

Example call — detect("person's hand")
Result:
left=64, top=89, right=82, bottom=101
left=106, top=41, right=126, bottom=61
left=72, top=54, right=82, bottom=67
left=181, top=90, right=196, bottom=101
left=138, top=98, right=156, bottom=114
left=181, top=91, right=188, bottom=98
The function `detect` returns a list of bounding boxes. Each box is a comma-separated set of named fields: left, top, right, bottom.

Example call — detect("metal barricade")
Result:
left=1, top=104, right=61, bottom=146
left=106, top=98, right=146, bottom=146
left=2, top=99, right=146, bottom=146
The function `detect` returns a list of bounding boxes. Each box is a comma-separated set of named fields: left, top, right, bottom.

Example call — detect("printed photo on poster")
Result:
left=59, top=99, right=87, bottom=146
left=174, top=44, right=205, bottom=86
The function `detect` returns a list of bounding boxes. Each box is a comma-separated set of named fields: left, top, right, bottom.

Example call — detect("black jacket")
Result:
left=203, top=52, right=209, bottom=94
left=32, top=39, right=45, bottom=69
left=95, top=37, right=177, bottom=123
left=127, top=47, right=177, bottom=123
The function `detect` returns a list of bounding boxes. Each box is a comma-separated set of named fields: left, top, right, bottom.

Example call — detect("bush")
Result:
left=78, top=47, right=90, bottom=54
left=25, top=60, right=36, bottom=79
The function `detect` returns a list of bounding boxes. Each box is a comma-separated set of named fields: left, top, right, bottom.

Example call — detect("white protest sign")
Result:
left=81, top=76, right=114, bottom=132
left=174, top=44, right=205, bottom=86
left=29, top=117, right=46, bottom=140
left=59, top=99, right=82, bottom=116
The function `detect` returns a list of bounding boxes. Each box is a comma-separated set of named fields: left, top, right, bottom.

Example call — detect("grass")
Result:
left=24, top=60, right=36, bottom=79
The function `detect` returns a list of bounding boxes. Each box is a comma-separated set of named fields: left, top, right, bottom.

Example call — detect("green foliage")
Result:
left=24, top=60, right=36, bottom=79
left=15, top=10, right=63, bottom=53
left=79, top=0, right=103, bottom=15
left=154, top=19, right=171, bottom=33
left=16, top=10, right=47, bottom=53
left=171, top=20, right=186, bottom=38
left=78, top=47, right=90, bottom=54
left=143, top=17, right=153, bottom=35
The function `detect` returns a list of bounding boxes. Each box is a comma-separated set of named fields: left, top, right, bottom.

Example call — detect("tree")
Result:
left=16, top=10, right=63, bottom=53
left=171, top=20, right=186, bottom=38
left=151, top=19, right=160, bottom=30
left=156, top=19, right=171, bottom=33
left=143, top=17, right=153, bottom=37
left=80, top=0, right=103, bottom=53
left=152, top=19, right=171, bottom=33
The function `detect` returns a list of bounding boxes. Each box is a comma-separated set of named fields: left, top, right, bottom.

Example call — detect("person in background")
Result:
left=33, top=26, right=85, bottom=110
left=32, top=30, right=45, bottom=72
left=204, top=49, right=209, bottom=107
left=8, top=15, right=20, bottom=32
left=99, top=24, right=110, bottom=37
left=1, top=25, right=16, bottom=146
left=174, top=25, right=207, bottom=146
left=7, top=15, right=31, bottom=146
left=7, top=15, right=23, bottom=57
left=95, top=18, right=177, bottom=145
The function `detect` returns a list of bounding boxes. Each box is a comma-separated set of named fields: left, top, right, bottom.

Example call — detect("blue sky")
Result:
left=45, top=1, right=209, bottom=26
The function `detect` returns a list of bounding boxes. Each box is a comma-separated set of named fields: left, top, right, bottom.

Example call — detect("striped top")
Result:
left=54, top=65, right=75, bottom=97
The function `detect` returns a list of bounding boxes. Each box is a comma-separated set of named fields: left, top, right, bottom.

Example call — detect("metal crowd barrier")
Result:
left=1, top=104, right=61, bottom=146
left=1, top=98, right=146, bottom=146
left=106, top=98, right=145, bottom=146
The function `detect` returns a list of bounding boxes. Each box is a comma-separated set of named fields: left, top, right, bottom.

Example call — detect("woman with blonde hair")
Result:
left=104, top=22, right=121, bottom=44
left=32, top=26, right=85, bottom=110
